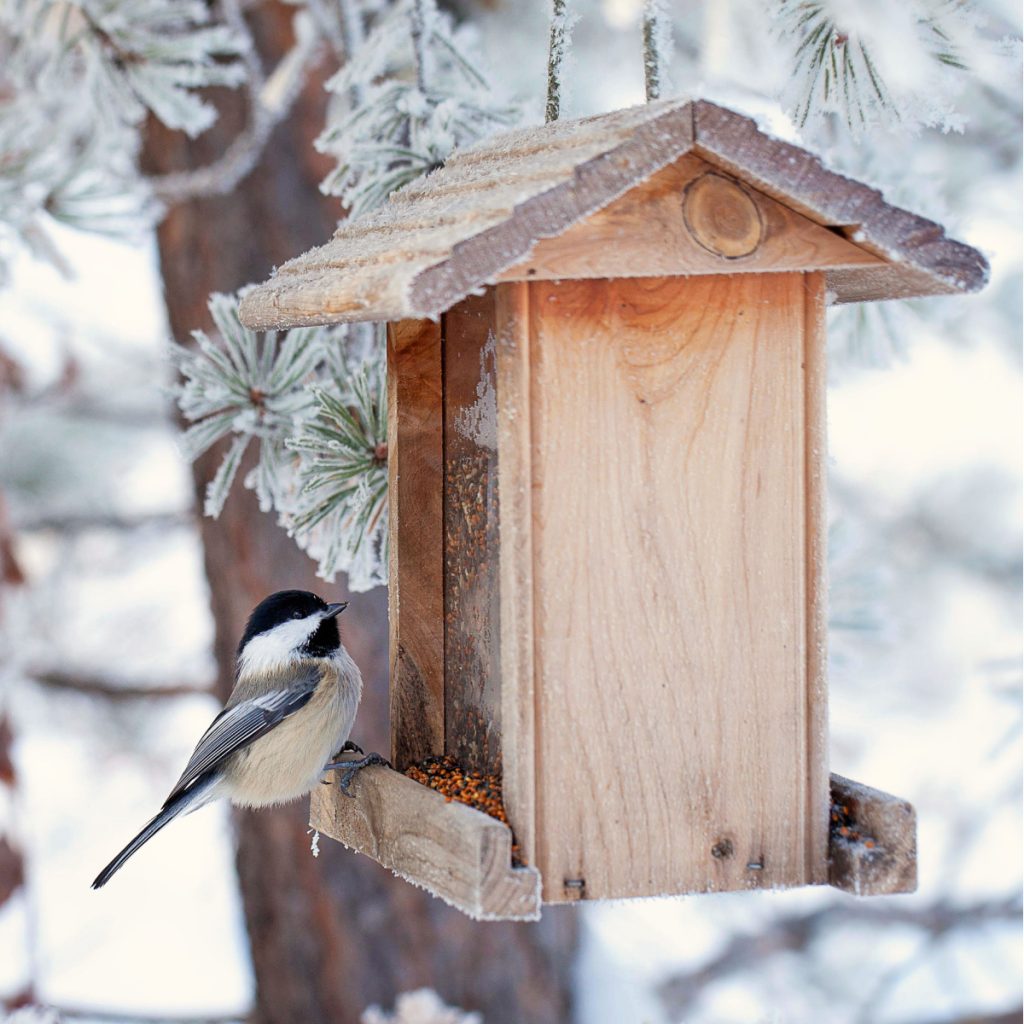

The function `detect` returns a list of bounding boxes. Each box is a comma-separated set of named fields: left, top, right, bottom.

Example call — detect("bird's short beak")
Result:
left=324, top=602, right=348, bottom=618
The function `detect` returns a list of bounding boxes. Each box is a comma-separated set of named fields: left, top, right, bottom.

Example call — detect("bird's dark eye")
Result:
left=291, top=610, right=303, bottom=619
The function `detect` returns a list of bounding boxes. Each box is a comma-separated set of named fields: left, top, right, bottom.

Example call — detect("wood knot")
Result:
left=682, top=173, right=764, bottom=259
left=711, top=838, right=735, bottom=860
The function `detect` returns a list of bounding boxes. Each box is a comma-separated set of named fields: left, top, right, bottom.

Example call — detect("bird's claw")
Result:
left=325, top=752, right=391, bottom=798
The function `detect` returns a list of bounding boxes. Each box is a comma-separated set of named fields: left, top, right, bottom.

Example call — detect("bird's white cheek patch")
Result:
left=238, top=615, right=322, bottom=675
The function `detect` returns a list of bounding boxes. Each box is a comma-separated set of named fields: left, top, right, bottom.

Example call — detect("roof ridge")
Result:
left=238, top=99, right=986, bottom=332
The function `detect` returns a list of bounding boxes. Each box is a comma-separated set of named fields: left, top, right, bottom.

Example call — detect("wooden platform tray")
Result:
left=311, top=764, right=914, bottom=919
left=311, top=761, right=541, bottom=921
left=828, top=774, right=917, bottom=897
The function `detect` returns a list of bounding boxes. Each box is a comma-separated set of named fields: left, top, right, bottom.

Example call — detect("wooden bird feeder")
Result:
left=239, top=100, right=986, bottom=920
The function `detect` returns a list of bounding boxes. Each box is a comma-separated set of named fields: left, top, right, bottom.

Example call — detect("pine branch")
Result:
left=174, top=291, right=334, bottom=517
left=28, top=670, right=212, bottom=701
left=336, top=0, right=367, bottom=105
left=151, top=1, right=320, bottom=205
left=773, top=0, right=978, bottom=133
left=44, top=1007, right=243, bottom=1024
left=317, top=0, right=517, bottom=217
left=409, top=0, right=430, bottom=92
left=658, top=896, right=1022, bottom=1018
left=285, top=357, right=389, bottom=591
left=14, top=511, right=191, bottom=534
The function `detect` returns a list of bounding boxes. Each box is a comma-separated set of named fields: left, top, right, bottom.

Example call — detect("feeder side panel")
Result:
left=388, top=319, right=445, bottom=770
left=804, top=272, right=830, bottom=884
left=529, top=273, right=817, bottom=901
left=494, top=281, right=538, bottom=868
left=443, top=292, right=503, bottom=776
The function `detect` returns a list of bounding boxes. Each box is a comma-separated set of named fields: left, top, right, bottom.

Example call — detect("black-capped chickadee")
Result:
left=92, top=589, right=383, bottom=889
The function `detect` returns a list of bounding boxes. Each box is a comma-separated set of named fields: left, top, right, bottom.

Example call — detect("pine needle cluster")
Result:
left=174, top=292, right=388, bottom=591
left=317, top=0, right=518, bottom=216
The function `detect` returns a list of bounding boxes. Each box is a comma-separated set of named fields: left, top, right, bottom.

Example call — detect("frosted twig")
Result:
left=642, top=0, right=673, bottom=102
left=657, top=895, right=1022, bottom=1018
left=304, top=0, right=346, bottom=57
left=43, top=1007, right=244, bottom=1024
left=150, top=0, right=320, bottom=204
left=337, top=0, right=367, bottom=105
left=338, top=0, right=366, bottom=57
left=546, top=0, right=569, bottom=122
left=16, top=511, right=190, bottom=534
left=409, top=0, right=430, bottom=92
left=29, top=670, right=213, bottom=701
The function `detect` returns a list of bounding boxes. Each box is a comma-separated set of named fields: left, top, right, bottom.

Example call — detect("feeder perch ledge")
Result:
left=314, top=759, right=540, bottom=921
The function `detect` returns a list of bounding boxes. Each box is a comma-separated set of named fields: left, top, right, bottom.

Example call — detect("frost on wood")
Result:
left=241, top=98, right=988, bottom=335
left=174, top=291, right=389, bottom=592
left=362, top=989, right=482, bottom=1024
left=453, top=330, right=498, bottom=452
left=829, top=773, right=917, bottom=896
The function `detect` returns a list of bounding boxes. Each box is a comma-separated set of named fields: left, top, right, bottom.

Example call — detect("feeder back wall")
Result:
left=388, top=272, right=830, bottom=903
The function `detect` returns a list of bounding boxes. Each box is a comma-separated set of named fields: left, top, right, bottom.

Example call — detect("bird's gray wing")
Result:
left=164, top=664, right=321, bottom=805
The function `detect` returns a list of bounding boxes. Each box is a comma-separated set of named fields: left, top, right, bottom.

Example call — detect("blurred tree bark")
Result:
left=140, top=4, right=576, bottom=1023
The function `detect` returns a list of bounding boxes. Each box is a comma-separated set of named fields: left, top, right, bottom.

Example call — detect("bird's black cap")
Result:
left=237, top=590, right=346, bottom=658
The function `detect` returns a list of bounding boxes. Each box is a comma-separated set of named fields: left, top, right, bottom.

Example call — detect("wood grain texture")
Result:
left=497, top=157, right=880, bottom=283
left=804, top=272, right=830, bottom=883
left=388, top=319, right=444, bottom=771
left=493, top=281, right=537, bottom=868
left=528, top=274, right=820, bottom=901
left=828, top=774, right=917, bottom=896
left=311, top=762, right=542, bottom=921
left=443, top=291, right=502, bottom=775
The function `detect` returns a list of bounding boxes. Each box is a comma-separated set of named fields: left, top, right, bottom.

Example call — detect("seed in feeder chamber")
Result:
left=404, top=754, right=523, bottom=866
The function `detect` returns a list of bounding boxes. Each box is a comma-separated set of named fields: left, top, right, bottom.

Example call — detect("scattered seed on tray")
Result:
left=405, top=754, right=523, bottom=866
left=830, top=800, right=877, bottom=849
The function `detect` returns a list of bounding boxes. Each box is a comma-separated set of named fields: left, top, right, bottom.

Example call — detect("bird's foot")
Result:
left=320, top=741, right=365, bottom=783
left=325, top=752, right=391, bottom=798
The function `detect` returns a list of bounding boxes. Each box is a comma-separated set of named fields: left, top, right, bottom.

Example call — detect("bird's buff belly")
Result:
left=223, top=684, right=358, bottom=808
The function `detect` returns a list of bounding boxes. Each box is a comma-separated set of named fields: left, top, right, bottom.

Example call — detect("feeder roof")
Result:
left=239, top=99, right=988, bottom=331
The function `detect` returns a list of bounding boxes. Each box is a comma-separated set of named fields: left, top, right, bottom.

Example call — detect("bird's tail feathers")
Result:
left=91, top=775, right=218, bottom=889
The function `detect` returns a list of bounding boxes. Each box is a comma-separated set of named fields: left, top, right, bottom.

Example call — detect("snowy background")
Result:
left=0, top=1, right=1020, bottom=1022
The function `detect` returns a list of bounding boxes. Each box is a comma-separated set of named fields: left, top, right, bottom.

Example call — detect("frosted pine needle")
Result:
left=774, top=0, right=975, bottom=133
left=317, top=0, right=518, bottom=217
left=286, top=357, right=389, bottom=591
left=173, top=291, right=337, bottom=518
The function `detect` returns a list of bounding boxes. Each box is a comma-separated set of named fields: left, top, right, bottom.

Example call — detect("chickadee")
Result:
left=92, top=589, right=384, bottom=889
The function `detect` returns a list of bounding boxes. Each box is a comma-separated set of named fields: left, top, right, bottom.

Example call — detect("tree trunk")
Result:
left=141, top=5, right=577, bottom=1022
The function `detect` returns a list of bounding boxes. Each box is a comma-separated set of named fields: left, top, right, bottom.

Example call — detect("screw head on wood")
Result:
left=682, top=173, right=764, bottom=259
